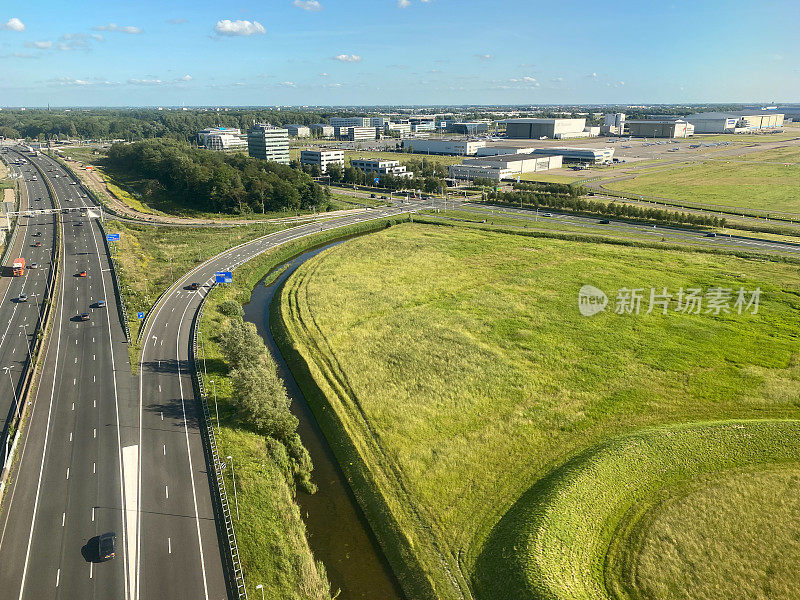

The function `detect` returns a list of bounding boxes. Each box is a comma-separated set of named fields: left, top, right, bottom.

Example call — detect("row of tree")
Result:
left=492, top=189, right=726, bottom=227
left=218, top=302, right=315, bottom=495
left=105, top=139, right=328, bottom=214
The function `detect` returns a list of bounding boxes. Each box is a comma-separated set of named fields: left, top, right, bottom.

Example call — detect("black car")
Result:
left=706, top=232, right=718, bottom=237
left=98, top=532, right=116, bottom=561
left=188, top=282, right=200, bottom=291
left=598, top=219, right=611, bottom=224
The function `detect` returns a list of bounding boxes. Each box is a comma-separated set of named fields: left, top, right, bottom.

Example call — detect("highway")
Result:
left=0, top=149, right=133, bottom=599
left=0, top=150, right=58, bottom=448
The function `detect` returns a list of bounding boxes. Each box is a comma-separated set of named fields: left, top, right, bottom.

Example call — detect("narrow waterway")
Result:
left=242, top=241, right=405, bottom=600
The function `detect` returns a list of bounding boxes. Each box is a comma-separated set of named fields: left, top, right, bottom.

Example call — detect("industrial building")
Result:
left=330, top=116, right=371, bottom=128
left=451, top=153, right=563, bottom=181
left=204, top=132, right=248, bottom=152
left=626, top=119, right=694, bottom=138
left=450, top=122, right=489, bottom=135
left=310, top=124, right=334, bottom=137
left=601, top=113, right=626, bottom=136
left=504, top=118, right=589, bottom=139
left=475, top=146, right=537, bottom=157
left=247, top=124, right=290, bottom=164
left=530, top=147, right=614, bottom=165
left=351, top=158, right=414, bottom=179
left=684, top=111, right=785, bottom=133
left=401, top=139, right=486, bottom=156
left=300, top=150, right=344, bottom=173
left=287, top=125, right=311, bottom=137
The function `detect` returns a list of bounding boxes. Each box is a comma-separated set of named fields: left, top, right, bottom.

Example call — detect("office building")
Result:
left=626, top=119, right=694, bottom=138
left=310, top=124, right=335, bottom=138
left=330, top=116, right=371, bottom=128
left=247, top=124, right=290, bottom=164
left=337, top=126, right=377, bottom=141
left=504, top=118, right=587, bottom=139
left=451, top=153, right=563, bottom=181
left=198, top=127, right=244, bottom=149
left=601, top=113, right=626, bottom=136
left=530, top=146, right=614, bottom=164
left=684, top=111, right=785, bottom=133
left=386, top=122, right=412, bottom=136
left=287, top=125, right=311, bottom=137
left=451, top=122, right=489, bottom=135
left=205, top=132, right=248, bottom=152
left=412, top=121, right=437, bottom=133
left=370, top=117, right=389, bottom=128
left=300, top=150, right=345, bottom=173
left=401, top=139, right=486, bottom=155
left=351, top=158, right=414, bottom=179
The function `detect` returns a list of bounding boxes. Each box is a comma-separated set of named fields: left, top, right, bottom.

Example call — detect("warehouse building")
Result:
left=310, top=124, right=334, bottom=138
left=300, top=150, right=344, bottom=173
left=247, top=124, right=290, bottom=164
left=330, top=116, right=371, bottom=128
left=626, top=119, right=694, bottom=138
left=530, top=147, right=614, bottom=165
left=287, top=125, right=311, bottom=137
left=504, top=118, right=587, bottom=139
left=351, top=158, right=413, bottom=179
left=684, top=111, right=785, bottom=133
left=401, top=139, right=486, bottom=155
left=451, top=153, right=563, bottom=181
left=475, top=146, right=537, bottom=157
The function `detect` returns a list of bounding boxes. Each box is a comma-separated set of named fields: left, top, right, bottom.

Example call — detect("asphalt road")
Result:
left=0, top=149, right=134, bottom=600
left=0, top=150, right=58, bottom=443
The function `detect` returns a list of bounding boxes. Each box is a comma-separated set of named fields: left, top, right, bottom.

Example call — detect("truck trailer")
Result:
left=12, top=257, right=25, bottom=276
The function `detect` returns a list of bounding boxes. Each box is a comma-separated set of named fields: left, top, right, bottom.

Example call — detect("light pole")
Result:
left=3, top=366, right=18, bottom=417
left=256, top=584, right=265, bottom=600
left=226, top=455, right=240, bottom=520
left=19, top=324, right=33, bottom=363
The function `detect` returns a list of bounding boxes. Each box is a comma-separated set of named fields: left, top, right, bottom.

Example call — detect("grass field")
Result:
left=609, top=461, right=800, bottom=600
left=276, top=223, right=800, bottom=600
left=605, top=155, right=800, bottom=213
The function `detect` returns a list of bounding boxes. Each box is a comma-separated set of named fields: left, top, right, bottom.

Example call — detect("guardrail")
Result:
left=97, top=221, right=131, bottom=343
left=190, top=284, right=248, bottom=600
left=0, top=151, right=62, bottom=495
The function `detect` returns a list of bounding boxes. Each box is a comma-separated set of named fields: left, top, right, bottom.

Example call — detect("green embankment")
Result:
left=275, top=222, right=800, bottom=600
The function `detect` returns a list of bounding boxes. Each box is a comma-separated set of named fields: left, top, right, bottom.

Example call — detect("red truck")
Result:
left=12, top=258, right=25, bottom=277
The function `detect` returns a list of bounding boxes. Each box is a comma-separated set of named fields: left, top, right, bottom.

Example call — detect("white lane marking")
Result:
left=66, top=468, right=69, bottom=480
left=69, top=432, right=72, bottom=442
left=55, top=569, right=60, bottom=587
left=94, top=428, right=96, bottom=439
left=89, top=561, right=93, bottom=579
left=163, top=444, right=166, bottom=456
left=92, top=507, right=95, bottom=522
left=165, top=485, right=169, bottom=500
left=158, top=385, right=161, bottom=393
left=62, top=513, right=65, bottom=527
left=123, top=445, right=139, bottom=600
left=93, top=462, right=96, bottom=474
left=168, top=537, right=171, bottom=554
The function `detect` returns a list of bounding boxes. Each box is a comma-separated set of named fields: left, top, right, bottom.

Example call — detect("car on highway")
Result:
left=542, top=213, right=553, bottom=217
left=98, top=532, right=116, bottom=561
left=188, top=282, right=200, bottom=291
left=79, top=270, right=87, bottom=277
left=29, top=262, right=38, bottom=269
left=18, top=293, right=28, bottom=302
left=79, top=312, right=90, bottom=321
left=706, top=232, right=718, bottom=237
left=598, top=219, right=611, bottom=224
left=96, top=299, right=107, bottom=308
left=34, top=241, right=42, bottom=247
left=75, top=221, right=83, bottom=226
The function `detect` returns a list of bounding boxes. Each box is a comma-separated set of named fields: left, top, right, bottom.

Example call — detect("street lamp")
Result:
left=19, top=324, right=33, bottom=363
left=3, top=366, right=18, bottom=416
left=226, top=455, right=240, bottom=520
left=212, top=380, right=220, bottom=435
left=255, top=584, right=265, bottom=600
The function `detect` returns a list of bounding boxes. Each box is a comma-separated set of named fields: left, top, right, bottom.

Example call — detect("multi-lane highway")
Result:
left=0, top=150, right=58, bottom=445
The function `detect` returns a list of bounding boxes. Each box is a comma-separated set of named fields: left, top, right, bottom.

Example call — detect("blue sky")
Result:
left=1, top=0, right=798, bottom=107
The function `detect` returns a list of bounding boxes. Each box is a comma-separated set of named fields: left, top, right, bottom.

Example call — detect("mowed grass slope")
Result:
left=277, top=223, right=800, bottom=600
left=605, top=151, right=800, bottom=212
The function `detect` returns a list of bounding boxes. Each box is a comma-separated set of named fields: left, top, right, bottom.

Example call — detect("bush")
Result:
left=219, top=299, right=244, bottom=318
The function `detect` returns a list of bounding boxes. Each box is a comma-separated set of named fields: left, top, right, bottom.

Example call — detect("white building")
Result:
left=401, top=139, right=486, bottom=156
left=287, top=125, right=311, bottom=137
left=684, top=111, right=785, bottom=133
left=247, top=124, right=290, bottom=164
left=351, top=158, right=414, bottom=179
left=386, top=122, right=411, bottom=136
left=475, top=146, right=537, bottom=157
left=330, top=116, right=371, bottom=128
left=455, top=153, right=563, bottom=179
left=412, top=121, right=436, bottom=133
left=205, top=133, right=248, bottom=152
left=300, top=150, right=345, bottom=173
left=601, top=113, right=626, bottom=135
left=448, top=164, right=514, bottom=182
left=504, top=118, right=587, bottom=139
left=338, top=126, right=377, bottom=141
left=198, top=127, right=243, bottom=148
left=310, top=124, right=335, bottom=137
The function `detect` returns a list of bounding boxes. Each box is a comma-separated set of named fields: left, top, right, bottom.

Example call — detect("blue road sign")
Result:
left=215, top=271, right=233, bottom=284
left=107, top=233, right=120, bottom=241
left=137, top=311, right=145, bottom=319
left=374, top=177, right=380, bottom=185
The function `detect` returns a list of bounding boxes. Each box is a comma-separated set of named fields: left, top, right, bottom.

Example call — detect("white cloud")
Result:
left=319, top=72, right=328, bottom=76
left=50, top=76, right=92, bottom=86
left=2, top=17, right=25, bottom=31
left=167, top=18, right=188, bottom=25
left=551, top=76, right=564, bottom=82
left=772, top=53, right=783, bottom=61
left=25, top=40, right=53, bottom=49
left=12, top=52, right=36, bottom=59
left=333, top=54, right=361, bottom=62
left=281, top=81, right=296, bottom=87
left=294, top=0, right=323, bottom=11
left=92, top=33, right=104, bottom=42
left=398, top=0, right=411, bottom=7
left=523, top=75, right=536, bottom=82
left=58, top=33, right=103, bottom=51
left=127, top=78, right=164, bottom=85
left=214, top=19, right=266, bottom=36
left=93, top=23, right=144, bottom=34
left=587, top=72, right=598, bottom=79
left=179, top=74, right=192, bottom=81
left=475, top=53, right=493, bottom=60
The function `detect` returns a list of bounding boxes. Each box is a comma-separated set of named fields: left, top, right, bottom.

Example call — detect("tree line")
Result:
left=218, top=301, right=315, bottom=494
left=105, top=139, right=328, bottom=214
left=492, top=184, right=726, bottom=228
